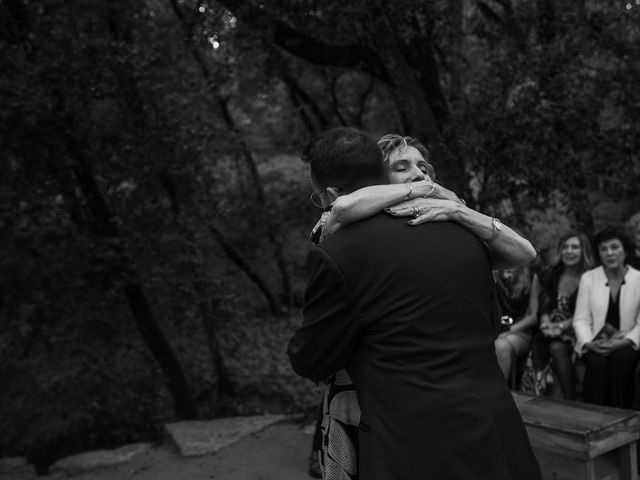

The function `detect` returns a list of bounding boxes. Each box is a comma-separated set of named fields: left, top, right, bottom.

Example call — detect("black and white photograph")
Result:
left=2, top=1, right=640, bottom=479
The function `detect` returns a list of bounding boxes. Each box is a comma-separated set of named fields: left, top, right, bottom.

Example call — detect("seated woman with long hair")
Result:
left=494, top=265, right=540, bottom=382
left=537, top=231, right=594, bottom=400
left=626, top=212, right=640, bottom=269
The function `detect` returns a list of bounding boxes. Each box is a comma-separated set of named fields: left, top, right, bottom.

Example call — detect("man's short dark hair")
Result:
left=301, top=127, right=386, bottom=192
left=593, top=227, right=632, bottom=257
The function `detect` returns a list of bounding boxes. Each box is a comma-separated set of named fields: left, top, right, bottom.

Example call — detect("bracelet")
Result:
left=404, top=182, right=413, bottom=201
left=486, top=217, right=503, bottom=243
left=424, top=183, right=436, bottom=198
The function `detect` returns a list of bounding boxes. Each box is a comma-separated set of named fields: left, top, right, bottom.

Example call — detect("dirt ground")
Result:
left=64, top=423, right=314, bottom=480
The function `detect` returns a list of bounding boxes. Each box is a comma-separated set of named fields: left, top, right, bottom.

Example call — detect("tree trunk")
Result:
left=159, top=171, right=236, bottom=401
left=209, top=225, right=283, bottom=315
left=62, top=127, right=199, bottom=420
left=198, top=293, right=236, bottom=398
left=217, top=98, right=293, bottom=307
left=446, top=0, right=464, bottom=108
left=171, top=0, right=292, bottom=309
left=279, top=71, right=330, bottom=134
left=10, top=0, right=199, bottom=422
left=124, top=283, right=199, bottom=419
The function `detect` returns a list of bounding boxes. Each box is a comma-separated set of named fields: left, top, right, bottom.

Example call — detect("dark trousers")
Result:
left=632, top=362, right=640, bottom=410
left=533, top=333, right=576, bottom=400
left=549, top=340, right=576, bottom=401
left=582, top=346, right=639, bottom=408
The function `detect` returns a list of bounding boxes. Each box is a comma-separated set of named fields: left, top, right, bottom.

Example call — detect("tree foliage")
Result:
left=0, top=0, right=638, bottom=470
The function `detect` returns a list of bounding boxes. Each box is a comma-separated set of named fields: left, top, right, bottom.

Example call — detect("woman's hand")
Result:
left=606, top=338, right=633, bottom=352
left=408, top=180, right=464, bottom=203
left=584, top=337, right=632, bottom=356
left=539, top=315, right=553, bottom=337
left=410, top=180, right=437, bottom=198
left=612, top=330, right=627, bottom=340
left=430, top=184, right=465, bottom=203
left=541, top=323, right=562, bottom=338
left=584, top=341, right=612, bottom=356
left=385, top=198, right=460, bottom=225
left=540, top=322, right=552, bottom=337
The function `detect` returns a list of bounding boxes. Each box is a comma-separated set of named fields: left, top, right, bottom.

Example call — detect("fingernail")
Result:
left=384, top=208, right=391, bottom=212
left=408, top=220, right=415, bottom=225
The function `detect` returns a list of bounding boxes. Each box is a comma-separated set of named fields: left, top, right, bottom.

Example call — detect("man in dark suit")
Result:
left=288, top=127, right=540, bottom=480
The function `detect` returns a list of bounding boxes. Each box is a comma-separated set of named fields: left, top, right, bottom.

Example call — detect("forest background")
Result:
left=1, top=0, right=639, bottom=473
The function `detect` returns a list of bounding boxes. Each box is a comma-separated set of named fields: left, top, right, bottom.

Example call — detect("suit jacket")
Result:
left=573, top=265, right=640, bottom=354
left=288, top=214, right=540, bottom=480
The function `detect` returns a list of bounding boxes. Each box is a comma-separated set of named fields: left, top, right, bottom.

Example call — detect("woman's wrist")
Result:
left=403, top=182, right=413, bottom=201
left=411, top=180, right=436, bottom=199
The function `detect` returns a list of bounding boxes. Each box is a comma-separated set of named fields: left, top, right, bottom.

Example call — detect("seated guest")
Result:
left=537, top=232, right=594, bottom=400
left=573, top=227, right=640, bottom=408
left=626, top=212, right=640, bottom=269
left=494, top=265, right=540, bottom=382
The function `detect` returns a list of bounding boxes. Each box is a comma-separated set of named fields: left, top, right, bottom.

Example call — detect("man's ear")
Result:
left=324, top=187, right=340, bottom=204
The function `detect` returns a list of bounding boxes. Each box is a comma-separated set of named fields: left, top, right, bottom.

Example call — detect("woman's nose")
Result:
left=410, top=167, right=425, bottom=181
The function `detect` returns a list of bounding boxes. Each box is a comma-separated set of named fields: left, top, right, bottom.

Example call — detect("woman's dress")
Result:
left=311, top=211, right=360, bottom=480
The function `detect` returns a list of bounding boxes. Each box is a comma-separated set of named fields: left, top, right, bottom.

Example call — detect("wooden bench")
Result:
left=514, top=394, right=640, bottom=480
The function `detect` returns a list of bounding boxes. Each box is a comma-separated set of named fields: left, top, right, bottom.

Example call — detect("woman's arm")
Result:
left=622, top=294, right=640, bottom=350
left=508, top=274, right=541, bottom=334
left=573, top=273, right=594, bottom=355
left=326, top=180, right=440, bottom=235
left=450, top=204, right=537, bottom=270
left=387, top=199, right=536, bottom=270
left=324, top=182, right=535, bottom=270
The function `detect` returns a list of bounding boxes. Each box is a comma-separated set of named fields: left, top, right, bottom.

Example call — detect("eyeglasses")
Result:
left=310, top=187, right=341, bottom=209
left=310, top=192, right=324, bottom=209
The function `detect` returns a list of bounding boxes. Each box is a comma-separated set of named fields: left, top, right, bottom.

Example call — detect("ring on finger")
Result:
left=412, top=206, right=421, bottom=217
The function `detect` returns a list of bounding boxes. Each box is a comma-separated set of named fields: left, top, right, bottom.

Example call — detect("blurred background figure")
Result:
left=494, top=265, right=540, bottom=382
left=537, top=232, right=594, bottom=400
left=573, top=228, right=640, bottom=408
left=626, top=212, right=640, bottom=269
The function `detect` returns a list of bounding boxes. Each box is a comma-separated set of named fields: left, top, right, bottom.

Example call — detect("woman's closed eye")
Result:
left=390, top=160, right=429, bottom=171
left=390, top=160, right=410, bottom=172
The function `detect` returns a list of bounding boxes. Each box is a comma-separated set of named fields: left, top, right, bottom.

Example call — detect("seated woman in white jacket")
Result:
left=573, top=227, right=640, bottom=408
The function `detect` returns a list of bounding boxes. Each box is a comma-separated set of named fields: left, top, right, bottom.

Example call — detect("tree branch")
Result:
left=328, top=74, right=349, bottom=127
left=215, top=0, right=392, bottom=83
left=354, top=75, right=374, bottom=128
left=279, top=72, right=329, bottom=132
left=272, top=22, right=392, bottom=83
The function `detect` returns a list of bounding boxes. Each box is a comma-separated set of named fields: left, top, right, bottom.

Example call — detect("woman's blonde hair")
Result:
left=497, top=265, right=532, bottom=299
left=377, top=134, right=435, bottom=179
left=555, top=231, right=595, bottom=272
